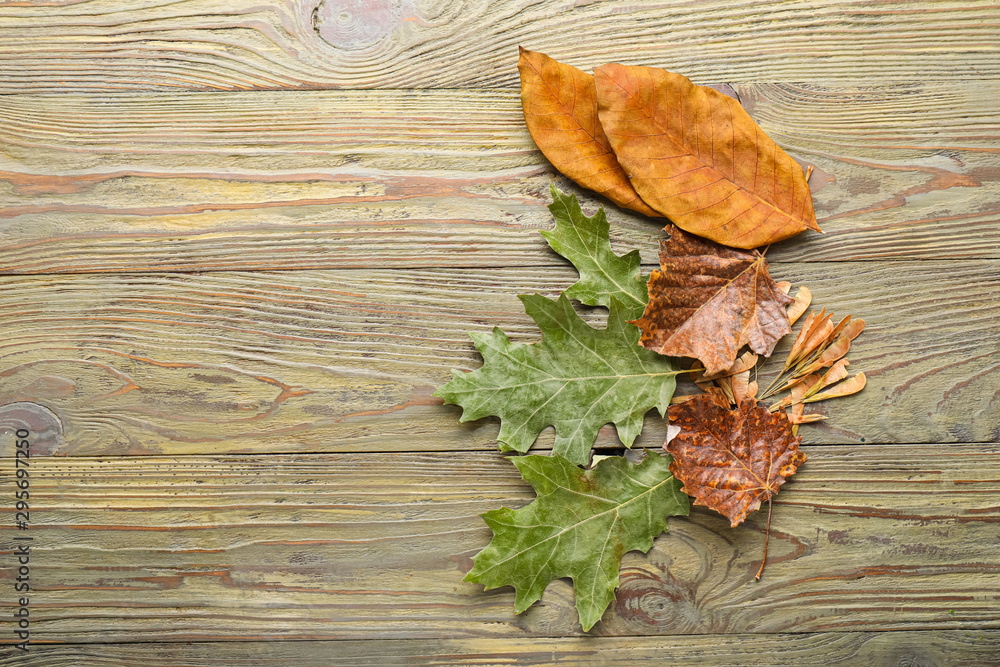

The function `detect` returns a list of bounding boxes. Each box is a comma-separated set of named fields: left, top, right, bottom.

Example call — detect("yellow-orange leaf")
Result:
left=806, top=373, right=867, bottom=403
left=786, top=286, right=812, bottom=326
left=518, top=49, right=659, bottom=216
left=593, top=63, right=820, bottom=249
left=702, top=351, right=759, bottom=381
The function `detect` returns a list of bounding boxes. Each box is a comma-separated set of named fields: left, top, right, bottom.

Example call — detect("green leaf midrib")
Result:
left=475, top=473, right=673, bottom=578
left=447, top=369, right=685, bottom=394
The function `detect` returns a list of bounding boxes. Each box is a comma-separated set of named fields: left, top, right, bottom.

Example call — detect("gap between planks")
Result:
left=3, top=631, right=1000, bottom=665
left=0, top=261, right=996, bottom=453
left=3, top=84, right=999, bottom=272
left=2, top=445, right=1000, bottom=640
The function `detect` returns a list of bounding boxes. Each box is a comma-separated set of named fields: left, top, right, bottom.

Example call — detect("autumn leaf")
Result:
left=435, top=294, right=679, bottom=466
left=631, top=225, right=793, bottom=376
left=667, top=392, right=805, bottom=578
left=465, top=452, right=689, bottom=631
left=518, top=48, right=659, bottom=216
left=541, top=185, right=648, bottom=318
left=666, top=393, right=805, bottom=528
left=594, top=63, right=820, bottom=249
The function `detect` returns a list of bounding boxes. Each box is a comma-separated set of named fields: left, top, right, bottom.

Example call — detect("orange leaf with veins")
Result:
left=594, top=63, right=820, bottom=249
left=517, top=48, right=659, bottom=216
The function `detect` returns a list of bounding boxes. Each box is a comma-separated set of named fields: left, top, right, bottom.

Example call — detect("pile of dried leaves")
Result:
left=435, top=49, right=867, bottom=631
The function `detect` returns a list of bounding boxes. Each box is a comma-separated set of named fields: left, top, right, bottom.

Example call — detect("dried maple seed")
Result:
left=805, top=372, right=867, bottom=402
left=786, top=286, right=812, bottom=325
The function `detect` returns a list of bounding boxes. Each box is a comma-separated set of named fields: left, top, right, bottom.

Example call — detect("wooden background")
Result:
left=1, top=0, right=1000, bottom=663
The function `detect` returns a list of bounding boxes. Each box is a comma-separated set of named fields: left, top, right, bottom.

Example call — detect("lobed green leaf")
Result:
left=465, top=452, right=689, bottom=631
left=435, top=294, right=677, bottom=466
left=542, top=185, right=648, bottom=319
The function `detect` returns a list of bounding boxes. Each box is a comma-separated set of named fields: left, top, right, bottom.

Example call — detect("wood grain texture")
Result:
left=2, top=0, right=998, bottom=657
left=2, top=84, right=999, bottom=275
left=2, top=446, right=1000, bottom=641
left=4, top=632, right=1000, bottom=665
left=0, top=0, right=998, bottom=93
left=0, top=262, right=996, bottom=456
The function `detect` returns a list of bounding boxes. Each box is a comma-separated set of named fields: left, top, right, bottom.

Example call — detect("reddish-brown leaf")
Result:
left=632, top=226, right=793, bottom=375
left=593, top=63, right=820, bottom=249
left=517, top=48, right=659, bottom=216
left=666, top=393, right=806, bottom=527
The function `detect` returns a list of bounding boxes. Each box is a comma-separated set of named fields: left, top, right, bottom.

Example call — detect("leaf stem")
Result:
left=663, top=367, right=712, bottom=377
left=759, top=370, right=790, bottom=399
left=755, top=496, right=773, bottom=581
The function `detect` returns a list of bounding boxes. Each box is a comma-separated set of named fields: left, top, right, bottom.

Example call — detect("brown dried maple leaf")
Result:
left=594, top=63, right=820, bottom=249
left=666, top=392, right=806, bottom=528
left=667, top=392, right=806, bottom=579
left=517, top=48, right=659, bottom=216
left=631, top=225, right=793, bottom=376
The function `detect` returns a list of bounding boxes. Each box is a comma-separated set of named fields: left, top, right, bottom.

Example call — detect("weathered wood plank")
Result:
left=3, top=631, right=1000, bottom=665
left=0, top=262, right=996, bottom=456
left=1, top=446, right=999, bottom=641
left=1, top=0, right=998, bottom=93
left=2, top=85, right=998, bottom=275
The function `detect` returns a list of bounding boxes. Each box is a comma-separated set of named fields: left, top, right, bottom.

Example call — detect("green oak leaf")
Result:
left=542, top=185, right=648, bottom=319
left=435, top=294, right=678, bottom=466
left=465, top=452, right=689, bottom=631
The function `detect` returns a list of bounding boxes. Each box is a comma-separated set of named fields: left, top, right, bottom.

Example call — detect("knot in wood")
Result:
left=312, top=0, right=403, bottom=50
